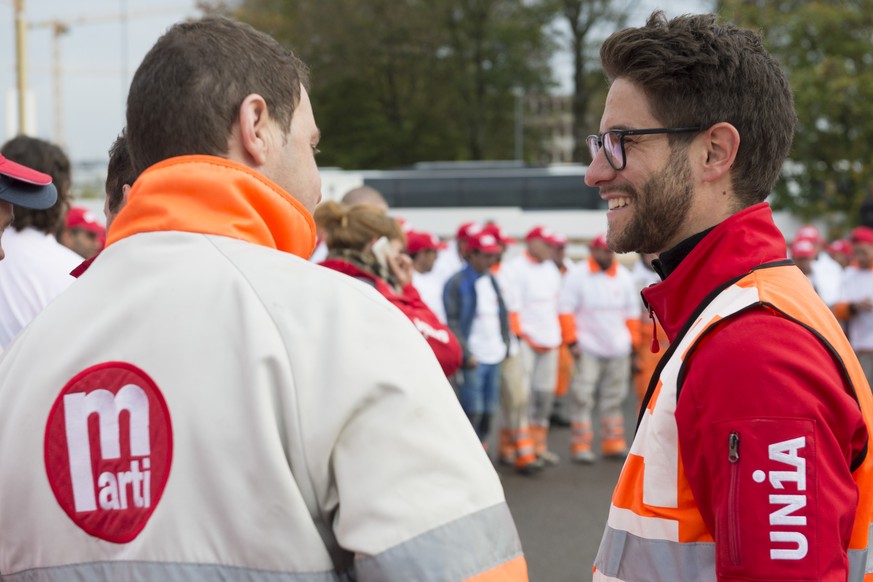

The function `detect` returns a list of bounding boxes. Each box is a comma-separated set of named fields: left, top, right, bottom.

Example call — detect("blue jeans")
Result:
left=459, top=362, right=501, bottom=441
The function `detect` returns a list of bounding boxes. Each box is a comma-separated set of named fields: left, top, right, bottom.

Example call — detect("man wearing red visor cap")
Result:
left=0, top=153, right=58, bottom=261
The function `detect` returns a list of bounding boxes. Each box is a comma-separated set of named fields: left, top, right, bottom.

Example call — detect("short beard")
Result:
left=608, top=146, right=693, bottom=254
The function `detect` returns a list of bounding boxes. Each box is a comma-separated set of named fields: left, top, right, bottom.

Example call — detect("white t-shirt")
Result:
left=429, top=241, right=464, bottom=287
left=559, top=259, right=638, bottom=358
left=811, top=252, right=843, bottom=306
left=499, top=254, right=562, bottom=349
left=467, top=275, right=506, bottom=365
left=412, top=270, right=447, bottom=324
left=0, top=227, right=81, bottom=348
left=839, top=266, right=873, bottom=352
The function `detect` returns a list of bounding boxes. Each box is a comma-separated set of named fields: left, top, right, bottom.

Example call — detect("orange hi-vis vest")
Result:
left=593, top=263, right=873, bottom=581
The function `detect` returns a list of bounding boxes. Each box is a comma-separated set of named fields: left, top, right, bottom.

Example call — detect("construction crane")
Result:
left=28, top=4, right=193, bottom=147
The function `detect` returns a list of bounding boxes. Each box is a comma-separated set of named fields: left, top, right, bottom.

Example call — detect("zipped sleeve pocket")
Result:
left=712, top=418, right=818, bottom=581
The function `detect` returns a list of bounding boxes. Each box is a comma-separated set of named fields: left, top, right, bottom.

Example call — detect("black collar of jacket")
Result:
left=652, top=226, right=717, bottom=280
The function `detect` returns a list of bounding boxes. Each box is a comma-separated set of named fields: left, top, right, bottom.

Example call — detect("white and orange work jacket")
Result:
left=594, top=261, right=873, bottom=581
left=499, top=253, right=562, bottom=350
left=558, top=257, right=640, bottom=359
left=0, top=156, right=527, bottom=581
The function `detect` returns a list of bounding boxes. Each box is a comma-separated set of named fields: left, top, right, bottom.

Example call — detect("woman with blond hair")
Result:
left=316, top=201, right=462, bottom=376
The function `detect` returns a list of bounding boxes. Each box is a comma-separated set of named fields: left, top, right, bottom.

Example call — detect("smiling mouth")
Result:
left=608, top=197, right=631, bottom=210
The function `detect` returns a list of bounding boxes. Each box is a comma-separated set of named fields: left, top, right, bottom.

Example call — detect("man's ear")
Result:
left=236, top=93, right=273, bottom=167
left=120, top=184, right=132, bottom=208
left=701, top=122, right=740, bottom=184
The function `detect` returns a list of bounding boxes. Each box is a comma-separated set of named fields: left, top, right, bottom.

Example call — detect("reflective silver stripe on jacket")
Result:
left=849, top=547, right=869, bottom=582
left=0, top=562, right=352, bottom=582
left=596, top=524, right=873, bottom=582
left=0, top=503, right=521, bottom=582
left=851, top=521, right=873, bottom=581
left=595, top=524, right=716, bottom=582
left=356, top=502, right=524, bottom=580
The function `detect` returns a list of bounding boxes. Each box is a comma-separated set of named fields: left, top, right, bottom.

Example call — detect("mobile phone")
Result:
left=372, top=236, right=392, bottom=268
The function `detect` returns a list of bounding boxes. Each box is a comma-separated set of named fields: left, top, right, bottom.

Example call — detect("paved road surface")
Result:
left=497, top=397, right=641, bottom=581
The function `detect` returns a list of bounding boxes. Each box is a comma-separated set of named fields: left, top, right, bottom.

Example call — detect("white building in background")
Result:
left=525, top=93, right=576, bottom=164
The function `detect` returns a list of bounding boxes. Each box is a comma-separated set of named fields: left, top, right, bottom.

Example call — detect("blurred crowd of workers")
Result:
left=0, top=131, right=660, bottom=480
left=7, top=131, right=873, bottom=481
left=0, top=123, right=662, bottom=485
left=308, top=185, right=665, bottom=475
left=789, top=224, right=873, bottom=386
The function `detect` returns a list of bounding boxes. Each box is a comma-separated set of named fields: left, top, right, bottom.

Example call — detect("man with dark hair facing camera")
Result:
left=588, top=11, right=873, bottom=581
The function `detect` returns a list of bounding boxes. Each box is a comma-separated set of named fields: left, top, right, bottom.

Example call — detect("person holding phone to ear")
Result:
left=316, top=200, right=463, bottom=377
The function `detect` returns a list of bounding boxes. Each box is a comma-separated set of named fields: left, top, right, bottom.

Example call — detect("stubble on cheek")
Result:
left=608, top=150, right=693, bottom=254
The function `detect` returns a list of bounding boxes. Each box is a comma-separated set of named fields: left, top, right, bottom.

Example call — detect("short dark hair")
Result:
left=0, top=135, right=71, bottom=234
left=600, top=11, right=796, bottom=206
left=126, top=16, right=310, bottom=174
left=106, top=131, right=136, bottom=215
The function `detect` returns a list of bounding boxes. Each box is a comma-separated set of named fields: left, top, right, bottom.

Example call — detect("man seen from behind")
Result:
left=0, top=16, right=526, bottom=581
left=0, top=153, right=58, bottom=261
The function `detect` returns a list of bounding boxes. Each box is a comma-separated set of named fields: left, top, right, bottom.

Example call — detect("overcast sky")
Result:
left=0, top=0, right=708, bottom=169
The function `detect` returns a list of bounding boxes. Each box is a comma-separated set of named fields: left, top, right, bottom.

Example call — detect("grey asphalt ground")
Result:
left=496, top=396, right=641, bottom=581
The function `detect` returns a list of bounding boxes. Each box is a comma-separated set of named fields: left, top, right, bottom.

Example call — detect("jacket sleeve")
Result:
left=676, top=310, right=868, bottom=581
left=388, top=286, right=462, bottom=377
left=443, top=275, right=470, bottom=362
left=294, top=275, right=526, bottom=581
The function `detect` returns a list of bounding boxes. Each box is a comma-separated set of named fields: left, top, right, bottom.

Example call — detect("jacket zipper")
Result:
left=727, top=432, right=741, bottom=567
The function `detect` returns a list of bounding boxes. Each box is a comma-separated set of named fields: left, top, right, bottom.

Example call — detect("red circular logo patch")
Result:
left=44, top=362, right=173, bottom=543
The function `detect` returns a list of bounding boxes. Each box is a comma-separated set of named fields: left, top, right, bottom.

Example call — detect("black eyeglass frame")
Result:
left=586, top=127, right=702, bottom=171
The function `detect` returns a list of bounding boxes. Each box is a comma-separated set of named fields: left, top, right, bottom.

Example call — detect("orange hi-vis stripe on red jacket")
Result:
left=594, top=263, right=873, bottom=582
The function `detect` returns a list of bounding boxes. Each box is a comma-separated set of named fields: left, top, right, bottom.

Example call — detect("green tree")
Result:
left=718, top=0, right=873, bottom=227
left=554, top=0, right=632, bottom=162
left=207, top=0, right=556, bottom=168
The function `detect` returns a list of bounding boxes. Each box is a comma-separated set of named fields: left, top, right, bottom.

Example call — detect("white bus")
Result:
left=319, top=161, right=608, bottom=244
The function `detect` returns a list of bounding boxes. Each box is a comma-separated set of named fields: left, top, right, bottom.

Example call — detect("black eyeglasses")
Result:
left=586, top=127, right=702, bottom=171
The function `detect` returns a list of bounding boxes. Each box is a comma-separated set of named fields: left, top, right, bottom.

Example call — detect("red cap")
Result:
left=66, top=207, right=105, bottom=234
left=0, top=153, right=52, bottom=186
left=791, top=238, right=816, bottom=259
left=590, top=233, right=609, bottom=250
left=481, top=222, right=515, bottom=245
left=525, top=225, right=554, bottom=243
left=0, top=153, right=58, bottom=209
left=467, top=232, right=503, bottom=254
left=851, top=226, right=873, bottom=245
left=406, top=230, right=446, bottom=255
left=456, top=221, right=483, bottom=241
left=828, top=239, right=852, bottom=256
left=795, top=225, right=821, bottom=244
